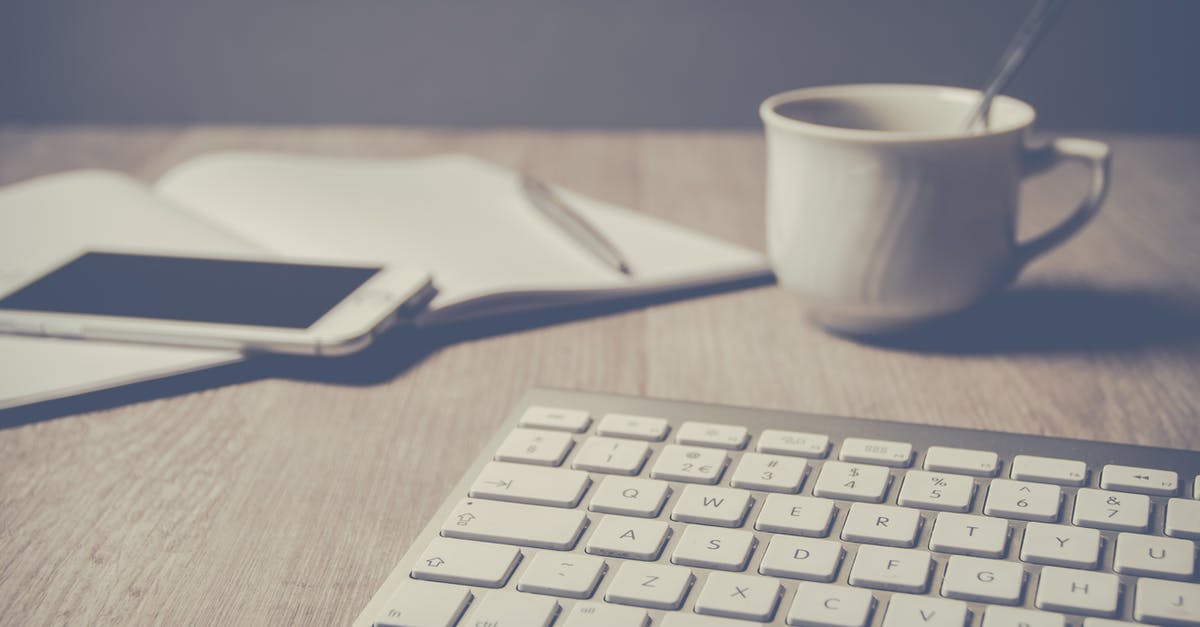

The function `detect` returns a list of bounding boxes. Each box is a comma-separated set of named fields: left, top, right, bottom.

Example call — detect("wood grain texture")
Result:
left=0, top=126, right=1198, bottom=626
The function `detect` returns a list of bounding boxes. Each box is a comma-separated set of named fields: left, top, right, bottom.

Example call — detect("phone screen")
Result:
left=0, top=252, right=381, bottom=329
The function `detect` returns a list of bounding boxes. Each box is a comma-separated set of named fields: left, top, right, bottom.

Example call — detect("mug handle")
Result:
left=1014, top=137, right=1112, bottom=268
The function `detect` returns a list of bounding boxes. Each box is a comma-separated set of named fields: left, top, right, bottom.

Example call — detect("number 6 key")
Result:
left=983, top=479, right=1062, bottom=522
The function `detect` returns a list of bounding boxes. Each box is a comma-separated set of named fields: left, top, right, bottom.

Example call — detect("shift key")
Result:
left=442, top=498, right=588, bottom=550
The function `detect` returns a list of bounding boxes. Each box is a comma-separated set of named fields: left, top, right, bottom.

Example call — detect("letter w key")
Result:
left=672, top=485, right=754, bottom=527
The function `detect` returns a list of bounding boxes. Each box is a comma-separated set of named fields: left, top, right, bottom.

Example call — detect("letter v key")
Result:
left=882, top=594, right=968, bottom=627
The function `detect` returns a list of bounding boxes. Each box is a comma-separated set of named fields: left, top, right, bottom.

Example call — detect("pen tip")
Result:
left=618, top=262, right=634, bottom=276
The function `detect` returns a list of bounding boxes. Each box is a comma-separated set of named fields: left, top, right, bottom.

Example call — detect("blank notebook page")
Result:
left=154, top=152, right=768, bottom=322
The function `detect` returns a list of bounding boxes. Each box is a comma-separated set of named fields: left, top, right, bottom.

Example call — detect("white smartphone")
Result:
left=0, top=250, right=435, bottom=356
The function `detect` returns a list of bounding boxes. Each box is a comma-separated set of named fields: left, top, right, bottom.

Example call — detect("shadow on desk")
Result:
left=859, top=284, right=1200, bottom=355
left=5, top=281, right=1198, bottom=428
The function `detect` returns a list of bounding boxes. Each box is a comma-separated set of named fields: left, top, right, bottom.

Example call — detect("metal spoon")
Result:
left=963, top=0, right=1068, bottom=131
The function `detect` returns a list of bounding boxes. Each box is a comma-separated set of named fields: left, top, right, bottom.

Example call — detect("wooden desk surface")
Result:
left=1, top=127, right=1198, bottom=625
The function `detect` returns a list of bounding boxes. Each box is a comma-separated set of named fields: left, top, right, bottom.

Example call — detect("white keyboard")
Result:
left=354, top=389, right=1200, bottom=627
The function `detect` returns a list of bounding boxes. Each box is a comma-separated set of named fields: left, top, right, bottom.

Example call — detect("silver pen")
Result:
left=520, top=174, right=634, bottom=276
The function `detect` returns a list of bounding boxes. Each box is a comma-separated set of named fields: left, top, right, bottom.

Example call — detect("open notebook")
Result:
left=0, top=152, right=769, bottom=410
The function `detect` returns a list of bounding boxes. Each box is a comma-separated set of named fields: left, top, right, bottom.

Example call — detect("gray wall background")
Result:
left=3, top=0, right=1198, bottom=130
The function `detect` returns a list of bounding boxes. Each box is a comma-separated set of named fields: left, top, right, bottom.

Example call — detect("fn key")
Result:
left=375, top=579, right=472, bottom=627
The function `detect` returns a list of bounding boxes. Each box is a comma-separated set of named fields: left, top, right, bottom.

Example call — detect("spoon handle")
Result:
left=963, top=0, right=1068, bottom=131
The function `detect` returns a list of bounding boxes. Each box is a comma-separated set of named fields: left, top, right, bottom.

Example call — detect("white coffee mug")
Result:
left=760, top=84, right=1110, bottom=335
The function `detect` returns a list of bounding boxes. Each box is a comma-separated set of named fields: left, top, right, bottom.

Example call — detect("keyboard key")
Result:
left=847, top=545, right=933, bottom=593
left=662, top=612, right=753, bottom=619
left=1034, top=566, right=1119, bottom=617
left=1134, top=578, right=1200, bottom=625
left=374, top=579, right=472, bottom=627
left=464, top=590, right=558, bottom=627
left=410, top=537, right=521, bottom=587
left=1019, top=522, right=1102, bottom=569
left=812, top=461, right=892, bottom=502
left=1071, top=488, right=1150, bottom=532
left=676, top=421, right=749, bottom=450
left=1166, top=497, right=1200, bottom=539
left=787, top=582, right=875, bottom=627
left=650, top=444, right=729, bottom=484
left=923, top=446, right=999, bottom=476
left=518, top=405, right=591, bottom=432
left=983, top=479, right=1061, bottom=522
left=440, top=498, right=587, bottom=550
left=840, top=503, right=923, bottom=547
left=1195, top=475, right=1200, bottom=498
left=1100, top=463, right=1178, bottom=496
left=757, top=429, right=830, bottom=458
left=982, top=606, right=1065, bottom=627
left=604, top=561, right=694, bottom=610
left=585, top=515, right=671, bottom=560
left=897, top=470, right=976, bottom=512
left=597, top=413, right=669, bottom=441
left=940, top=555, right=1025, bottom=605
left=572, top=436, right=650, bottom=475
left=670, top=525, right=757, bottom=571
left=839, top=437, right=914, bottom=467
left=928, top=512, right=1009, bottom=558
left=588, top=476, right=671, bottom=517
left=882, top=593, right=968, bottom=627
left=758, top=536, right=845, bottom=582
left=660, top=614, right=754, bottom=627
left=694, top=571, right=783, bottom=622
left=468, top=461, right=591, bottom=507
left=1081, top=620, right=1139, bottom=627
left=755, top=494, right=837, bottom=537
left=1113, top=532, right=1196, bottom=579
left=671, top=485, right=754, bottom=527
left=494, top=428, right=574, bottom=466
left=562, top=601, right=649, bottom=627
left=517, top=552, right=607, bottom=598
left=730, top=452, right=808, bottom=493
left=1010, top=455, right=1088, bottom=486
